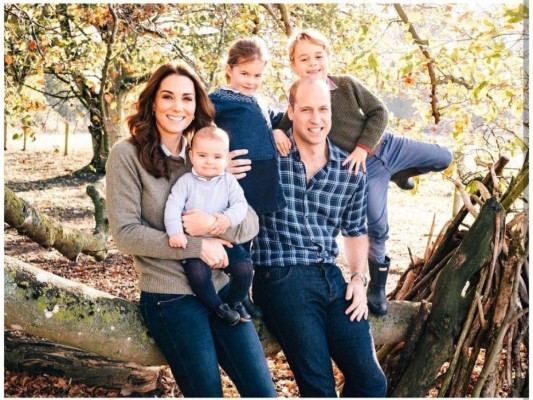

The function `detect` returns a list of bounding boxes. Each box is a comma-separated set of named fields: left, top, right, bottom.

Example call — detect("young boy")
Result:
left=164, top=126, right=253, bottom=325
left=274, top=29, right=453, bottom=315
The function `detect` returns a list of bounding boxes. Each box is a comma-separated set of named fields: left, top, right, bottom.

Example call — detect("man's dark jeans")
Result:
left=253, top=263, right=387, bottom=397
left=139, top=283, right=276, bottom=397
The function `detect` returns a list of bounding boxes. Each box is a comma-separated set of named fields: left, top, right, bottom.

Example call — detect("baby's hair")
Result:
left=225, top=36, right=270, bottom=82
left=287, top=29, right=331, bottom=62
left=190, top=126, right=230, bottom=150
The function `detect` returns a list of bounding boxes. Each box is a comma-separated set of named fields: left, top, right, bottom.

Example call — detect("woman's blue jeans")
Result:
left=367, top=132, right=453, bottom=263
left=139, top=283, right=276, bottom=397
left=253, top=263, right=387, bottom=397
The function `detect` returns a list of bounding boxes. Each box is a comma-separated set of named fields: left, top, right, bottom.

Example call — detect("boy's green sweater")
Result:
left=277, top=74, right=389, bottom=152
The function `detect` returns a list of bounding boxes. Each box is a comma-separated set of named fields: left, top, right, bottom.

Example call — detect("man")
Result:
left=251, top=78, right=387, bottom=397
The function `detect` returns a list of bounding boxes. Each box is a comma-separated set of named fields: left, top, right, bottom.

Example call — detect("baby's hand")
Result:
left=169, top=233, right=188, bottom=249
left=209, top=214, right=231, bottom=236
left=273, top=129, right=291, bottom=157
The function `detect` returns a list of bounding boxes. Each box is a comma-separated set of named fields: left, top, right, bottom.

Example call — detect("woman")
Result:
left=106, top=63, right=276, bottom=397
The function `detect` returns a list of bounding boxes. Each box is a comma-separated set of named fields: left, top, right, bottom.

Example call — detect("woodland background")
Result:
left=3, top=2, right=529, bottom=398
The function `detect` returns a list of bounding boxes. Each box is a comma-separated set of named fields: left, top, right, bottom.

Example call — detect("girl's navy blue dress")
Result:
left=209, top=89, right=286, bottom=214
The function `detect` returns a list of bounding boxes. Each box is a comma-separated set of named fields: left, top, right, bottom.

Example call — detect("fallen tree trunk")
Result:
left=5, top=255, right=419, bottom=365
left=5, top=332, right=159, bottom=396
left=4, top=185, right=108, bottom=261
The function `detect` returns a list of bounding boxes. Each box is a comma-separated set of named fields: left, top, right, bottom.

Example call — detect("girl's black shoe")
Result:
left=232, top=302, right=252, bottom=322
left=216, top=303, right=240, bottom=326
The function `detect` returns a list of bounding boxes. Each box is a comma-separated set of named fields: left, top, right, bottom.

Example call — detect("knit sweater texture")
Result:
left=164, top=171, right=248, bottom=236
left=277, top=74, right=389, bottom=152
left=106, top=139, right=259, bottom=294
left=209, top=89, right=283, bottom=160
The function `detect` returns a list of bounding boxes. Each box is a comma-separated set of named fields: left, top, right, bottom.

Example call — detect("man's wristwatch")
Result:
left=350, top=272, right=368, bottom=287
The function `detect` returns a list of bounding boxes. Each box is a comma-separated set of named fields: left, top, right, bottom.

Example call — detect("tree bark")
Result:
left=392, top=197, right=506, bottom=397
left=4, top=185, right=108, bottom=261
left=5, top=256, right=420, bottom=366
left=5, top=332, right=160, bottom=395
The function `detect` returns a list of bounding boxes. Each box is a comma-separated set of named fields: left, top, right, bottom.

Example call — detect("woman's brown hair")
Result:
left=127, top=63, right=215, bottom=178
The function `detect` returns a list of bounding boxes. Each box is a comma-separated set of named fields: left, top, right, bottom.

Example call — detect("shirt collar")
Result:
left=222, top=86, right=259, bottom=100
left=191, top=167, right=225, bottom=182
left=160, top=136, right=188, bottom=161
left=326, top=76, right=338, bottom=91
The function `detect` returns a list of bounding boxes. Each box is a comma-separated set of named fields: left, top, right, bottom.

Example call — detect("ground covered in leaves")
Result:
left=4, top=140, right=454, bottom=397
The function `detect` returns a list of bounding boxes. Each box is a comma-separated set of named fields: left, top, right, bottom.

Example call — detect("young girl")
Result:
left=209, top=37, right=286, bottom=220
left=274, top=29, right=453, bottom=316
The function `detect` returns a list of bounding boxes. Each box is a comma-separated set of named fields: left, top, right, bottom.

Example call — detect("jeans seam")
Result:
left=154, top=298, right=211, bottom=396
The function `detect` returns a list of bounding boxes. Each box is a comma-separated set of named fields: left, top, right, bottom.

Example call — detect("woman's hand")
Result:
left=342, top=146, right=368, bottom=174
left=200, top=238, right=233, bottom=269
left=182, top=209, right=215, bottom=237
left=227, top=149, right=252, bottom=180
left=210, top=214, right=231, bottom=236
left=273, top=129, right=291, bottom=157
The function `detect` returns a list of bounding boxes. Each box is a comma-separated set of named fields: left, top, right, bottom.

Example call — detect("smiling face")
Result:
left=288, top=79, right=332, bottom=149
left=290, top=40, right=330, bottom=80
left=225, top=58, right=266, bottom=96
left=189, top=130, right=229, bottom=179
left=152, top=74, right=196, bottom=141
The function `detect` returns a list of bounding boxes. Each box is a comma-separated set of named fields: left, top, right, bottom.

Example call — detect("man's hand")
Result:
left=169, top=233, right=188, bottom=249
left=342, top=146, right=368, bottom=175
left=344, top=276, right=369, bottom=322
left=227, top=149, right=252, bottom=180
left=273, top=129, right=291, bottom=157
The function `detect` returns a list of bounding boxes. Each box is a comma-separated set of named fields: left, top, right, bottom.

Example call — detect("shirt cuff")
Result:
left=356, top=143, right=372, bottom=152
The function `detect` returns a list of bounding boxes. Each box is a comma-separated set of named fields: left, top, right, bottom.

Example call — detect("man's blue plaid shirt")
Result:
left=252, top=130, right=368, bottom=267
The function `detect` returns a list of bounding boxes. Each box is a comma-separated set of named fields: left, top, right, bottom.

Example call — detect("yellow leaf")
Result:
left=442, top=161, right=456, bottom=179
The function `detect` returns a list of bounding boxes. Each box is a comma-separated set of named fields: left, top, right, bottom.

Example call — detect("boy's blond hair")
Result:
left=190, top=126, right=230, bottom=150
left=287, top=29, right=331, bottom=62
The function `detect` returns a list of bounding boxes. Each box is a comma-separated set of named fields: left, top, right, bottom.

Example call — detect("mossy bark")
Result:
left=4, top=186, right=108, bottom=261
left=5, top=256, right=420, bottom=366
left=392, top=197, right=506, bottom=397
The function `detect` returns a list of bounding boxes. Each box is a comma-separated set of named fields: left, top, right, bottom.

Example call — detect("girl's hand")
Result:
left=227, top=149, right=252, bottom=180
left=273, top=129, right=291, bottom=157
left=182, top=209, right=215, bottom=237
left=200, top=238, right=233, bottom=269
left=342, top=146, right=368, bottom=174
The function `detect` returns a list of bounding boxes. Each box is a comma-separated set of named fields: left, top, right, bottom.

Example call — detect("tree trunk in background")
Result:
left=107, top=91, right=127, bottom=148
left=4, top=185, right=108, bottom=261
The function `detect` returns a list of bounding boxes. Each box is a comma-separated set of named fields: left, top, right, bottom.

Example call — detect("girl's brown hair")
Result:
left=225, top=36, right=269, bottom=82
left=127, top=63, right=215, bottom=178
